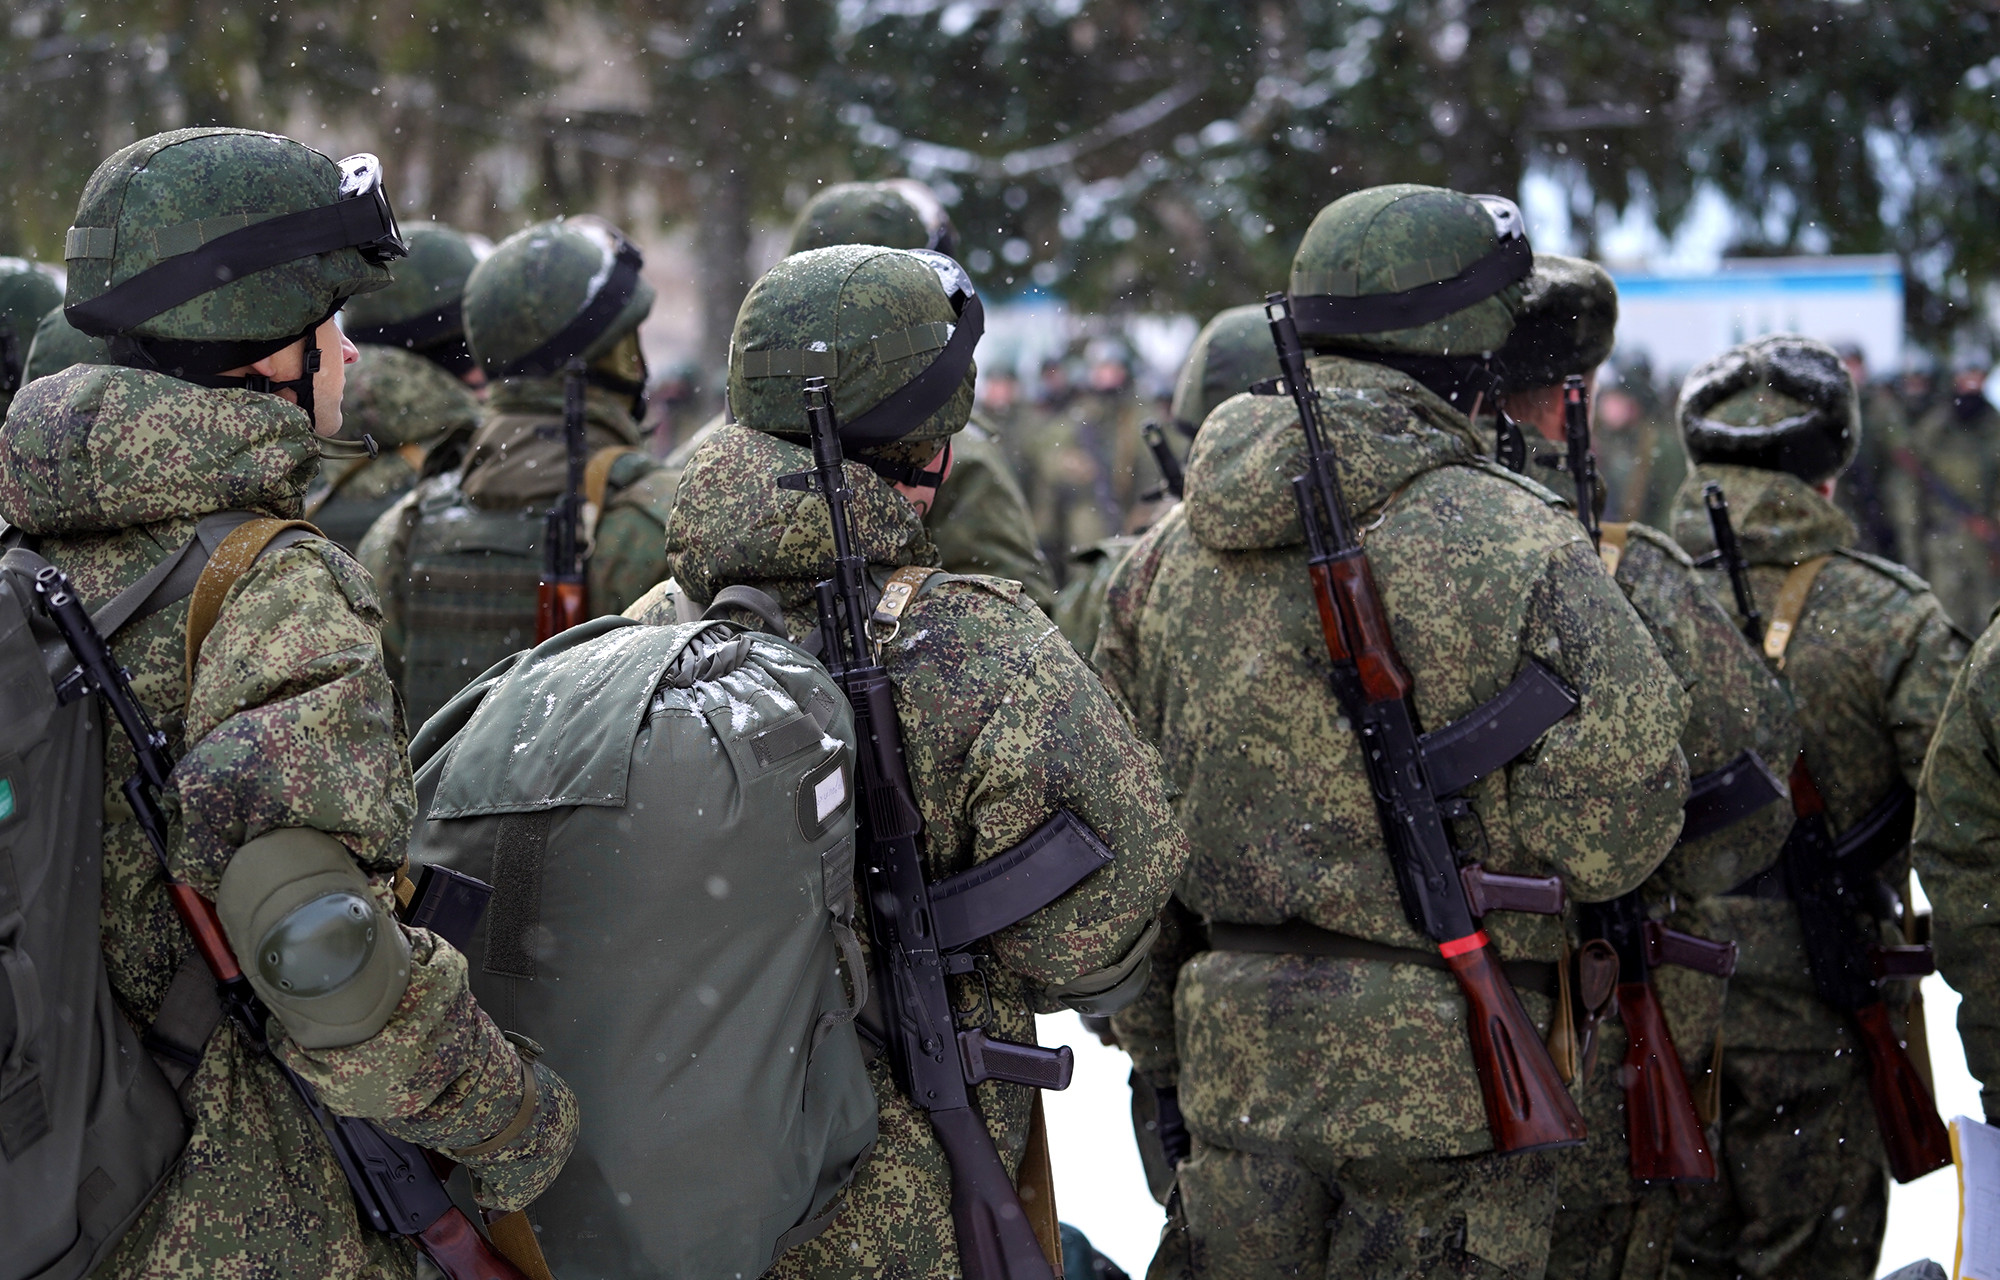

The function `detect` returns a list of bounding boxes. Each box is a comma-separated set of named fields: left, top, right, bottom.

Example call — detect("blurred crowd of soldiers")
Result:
left=6, top=127, right=2000, bottom=1280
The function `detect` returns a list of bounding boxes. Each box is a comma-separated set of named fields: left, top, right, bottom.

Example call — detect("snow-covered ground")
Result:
left=1038, top=969, right=1973, bottom=1278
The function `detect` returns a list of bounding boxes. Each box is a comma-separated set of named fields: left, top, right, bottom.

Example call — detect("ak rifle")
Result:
left=536, top=357, right=590, bottom=641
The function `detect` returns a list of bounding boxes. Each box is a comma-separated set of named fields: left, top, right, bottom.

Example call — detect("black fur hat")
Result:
left=1677, top=334, right=1859, bottom=484
left=1496, top=254, right=1618, bottom=390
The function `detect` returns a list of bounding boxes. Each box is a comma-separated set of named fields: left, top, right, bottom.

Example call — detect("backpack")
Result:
left=408, top=614, right=878, bottom=1280
left=0, top=512, right=317, bottom=1280
left=397, top=446, right=652, bottom=728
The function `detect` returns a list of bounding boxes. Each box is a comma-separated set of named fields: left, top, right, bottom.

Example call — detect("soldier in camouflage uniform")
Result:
left=1096, top=186, right=1691, bottom=1280
left=0, top=257, right=63, bottom=418
left=1666, top=335, right=1968, bottom=1280
left=0, top=128, right=575, bottom=1278
left=1913, top=611, right=2000, bottom=1127
left=305, top=224, right=485, bottom=551
left=20, top=302, right=111, bottom=384
left=1053, top=304, right=1277, bottom=658
left=1883, top=361, right=2000, bottom=631
left=359, top=216, right=676, bottom=728
left=1492, top=257, right=1799, bottom=1280
left=658, top=242, right=1187, bottom=1280
left=1018, top=340, right=1159, bottom=583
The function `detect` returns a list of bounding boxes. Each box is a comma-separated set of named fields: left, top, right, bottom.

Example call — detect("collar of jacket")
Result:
left=0, top=362, right=314, bottom=536
left=1669, top=462, right=1855, bottom=567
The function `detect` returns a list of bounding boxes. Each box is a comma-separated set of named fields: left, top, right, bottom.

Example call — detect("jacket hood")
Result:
left=1184, top=354, right=1488, bottom=552
left=666, top=423, right=937, bottom=612
left=0, top=363, right=315, bottom=535
left=1669, top=462, right=1855, bottom=567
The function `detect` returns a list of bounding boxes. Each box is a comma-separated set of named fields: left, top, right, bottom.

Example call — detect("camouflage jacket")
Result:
left=1563, top=521, right=1800, bottom=1208
left=0, top=367, right=575, bottom=1279
left=656, top=409, right=1056, bottom=613
left=662, top=423, right=1186, bottom=1279
left=1016, top=389, right=1158, bottom=574
left=1913, top=611, right=2000, bottom=1121
left=305, top=344, right=481, bottom=552
left=1671, top=463, right=1968, bottom=1052
left=358, top=376, right=674, bottom=690
left=1094, top=355, right=1689, bottom=1162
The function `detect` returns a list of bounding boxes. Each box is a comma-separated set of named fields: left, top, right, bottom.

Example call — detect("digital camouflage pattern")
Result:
left=1015, top=387, right=1156, bottom=576
left=21, top=302, right=112, bottom=385
left=0, top=364, right=576, bottom=1277
left=661, top=422, right=1187, bottom=1280
left=926, top=418, right=1058, bottom=612
left=361, top=375, right=672, bottom=711
left=463, top=217, right=654, bottom=377
left=785, top=181, right=937, bottom=255
left=727, top=244, right=975, bottom=446
left=1549, top=521, right=1798, bottom=1279
left=1155, top=1138, right=1558, bottom=1280
left=1053, top=535, right=1138, bottom=657
left=1089, top=349, right=1685, bottom=1273
left=1912, top=608, right=2000, bottom=1122
left=306, top=343, right=481, bottom=551
left=340, top=223, right=478, bottom=337
left=0, top=258, right=64, bottom=411
left=1289, top=185, right=1524, bottom=356
left=1668, top=461, right=1967, bottom=1280
left=63, top=129, right=390, bottom=342
left=1169, top=305, right=1280, bottom=433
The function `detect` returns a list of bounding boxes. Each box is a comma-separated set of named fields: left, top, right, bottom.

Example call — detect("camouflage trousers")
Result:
left=1671, top=1048, right=1887, bottom=1280
left=1547, top=1192, right=1679, bottom=1280
left=1147, top=1137, right=1558, bottom=1280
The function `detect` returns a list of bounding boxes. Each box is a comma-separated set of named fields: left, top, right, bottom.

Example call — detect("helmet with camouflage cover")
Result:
left=1495, top=255, right=1618, bottom=390
left=786, top=180, right=959, bottom=257
left=729, top=244, right=982, bottom=478
left=21, top=303, right=111, bottom=384
left=462, top=217, right=655, bottom=404
left=1288, top=183, right=1530, bottom=356
left=59, top=128, right=405, bottom=425
left=340, top=222, right=481, bottom=375
left=0, top=259, right=63, bottom=400
left=1678, top=334, right=1858, bottom=484
left=1170, top=303, right=1281, bottom=432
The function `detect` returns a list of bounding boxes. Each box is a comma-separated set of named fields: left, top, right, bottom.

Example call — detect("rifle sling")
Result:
left=1417, top=658, right=1579, bottom=798
left=1726, top=780, right=1916, bottom=900
left=1206, top=920, right=1557, bottom=998
left=1679, top=750, right=1787, bottom=846
left=1762, top=555, right=1831, bottom=670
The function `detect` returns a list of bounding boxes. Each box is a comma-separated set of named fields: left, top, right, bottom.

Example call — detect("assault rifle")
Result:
left=535, top=358, right=590, bottom=642
left=34, top=567, right=531, bottom=1280
left=1141, top=420, right=1186, bottom=501
left=1264, top=294, right=1586, bottom=1153
left=782, top=375, right=1076, bottom=1280
left=1701, top=486, right=1952, bottom=1183
left=1561, top=374, right=1600, bottom=549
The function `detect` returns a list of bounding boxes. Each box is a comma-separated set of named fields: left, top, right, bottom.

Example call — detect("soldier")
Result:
left=1018, top=337, right=1156, bottom=582
left=1053, top=303, right=1276, bottom=658
left=305, top=224, right=485, bottom=551
left=20, top=302, right=111, bottom=384
left=1492, top=257, right=1799, bottom=1280
left=0, top=257, right=63, bottom=418
left=658, top=178, right=1057, bottom=612
left=1885, top=358, right=2000, bottom=630
left=1832, top=341, right=1908, bottom=560
left=1095, top=184, right=1690, bottom=1279
left=1913, top=611, right=2000, bottom=1129
left=658, top=242, right=1187, bottom=1280
left=0, top=127, right=574, bottom=1277
left=359, top=215, right=676, bottom=728
left=1667, top=335, right=1968, bottom=1280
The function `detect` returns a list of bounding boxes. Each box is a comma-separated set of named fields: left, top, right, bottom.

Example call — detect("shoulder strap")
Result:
left=183, top=517, right=322, bottom=689
left=1763, top=554, right=1832, bottom=670
left=701, top=584, right=789, bottom=636
left=584, top=445, right=643, bottom=513
left=1598, top=522, right=1630, bottom=576
left=866, top=564, right=942, bottom=646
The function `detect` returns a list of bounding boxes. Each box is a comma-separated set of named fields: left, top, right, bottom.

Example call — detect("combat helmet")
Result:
left=1170, top=304, right=1281, bottom=433
left=786, top=180, right=958, bottom=257
left=0, top=259, right=63, bottom=404
left=1288, top=184, right=1530, bottom=359
left=1678, top=335, right=1858, bottom=485
left=462, top=216, right=655, bottom=414
left=730, top=244, right=982, bottom=483
left=340, top=222, right=481, bottom=376
left=62, top=128, right=406, bottom=427
left=21, top=304, right=111, bottom=385
left=1495, top=255, right=1618, bottom=391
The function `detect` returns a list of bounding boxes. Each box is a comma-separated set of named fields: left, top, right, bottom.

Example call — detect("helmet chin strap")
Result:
left=236, top=323, right=320, bottom=426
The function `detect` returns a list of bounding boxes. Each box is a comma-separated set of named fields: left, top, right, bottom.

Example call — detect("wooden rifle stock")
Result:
left=534, top=580, right=587, bottom=643
left=1854, top=1001, right=1953, bottom=1183
left=1441, top=938, right=1591, bottom=1152
left=416, top=1206, right=532, bottom=1280
left=536, top=359, right=591, bottom=642
left=1614, top=980, right=1716, bottom=1181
